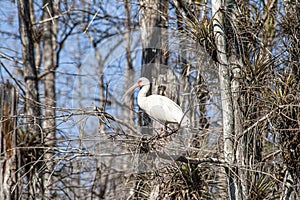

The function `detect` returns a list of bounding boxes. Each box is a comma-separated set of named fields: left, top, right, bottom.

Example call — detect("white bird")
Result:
left=123, top=77, right=189, bottom=127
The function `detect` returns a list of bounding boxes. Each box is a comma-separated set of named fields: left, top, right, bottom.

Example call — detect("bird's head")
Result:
left=122, top=77, right=150, bottom=102
left=137, top=77, right=150, bottom=87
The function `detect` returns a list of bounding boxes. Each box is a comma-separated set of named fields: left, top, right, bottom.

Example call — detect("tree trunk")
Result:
left=212, top=0, right=236, bottom=199
left=94, top=44, right=105, bottom=132
left=226, top=2, right=248, bottom=198
left=139, top=0, right=169, bottom=123
left=0, top=82, right=18, bottom=200
left=136, top=0, right=166, bottom=198
left=42, top=0, right=58, bottom=198
left=124, top=0, right=135, bottom=124
left=17, top=0, right=42, bottom=198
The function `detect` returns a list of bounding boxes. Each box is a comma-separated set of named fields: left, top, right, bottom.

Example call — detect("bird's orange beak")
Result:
left=121, top=82, right=139, bottom=102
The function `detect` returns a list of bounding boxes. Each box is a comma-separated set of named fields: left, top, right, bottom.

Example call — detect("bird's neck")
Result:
left=137, top=85, right=150, bottom=109
left=138, top=85, right=150, bottom=98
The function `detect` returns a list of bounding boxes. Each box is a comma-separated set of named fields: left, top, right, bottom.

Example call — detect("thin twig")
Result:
left=42, top=3, right=54, bottom=25
left=83, top=8, right=101, bottom=34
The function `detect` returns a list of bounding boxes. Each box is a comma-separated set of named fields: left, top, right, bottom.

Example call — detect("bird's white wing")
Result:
left=158, top=95, right=189, bottom=126
left=146, top=95, right=185, bottom=124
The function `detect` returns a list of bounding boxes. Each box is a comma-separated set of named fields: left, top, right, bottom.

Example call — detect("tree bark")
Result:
left=17, top=0, right=42, bottom=198
left=226, top=2, right=248, bottom=199
left=0, top=82, right=18, bottom=200
left=42, top=0, right=58, bottom=198
left=212, top=0, right=236, bottom=199
left=136, top=0, right=166, bottom=198
left=139, top=0, right=166, bottom=126
left=124, top=0, right=135, bottom=123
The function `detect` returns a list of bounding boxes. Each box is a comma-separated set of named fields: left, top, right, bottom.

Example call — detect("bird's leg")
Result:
left=153, top=123, right=170, bottom=153
left=153, top=121, right=164, bottom=135
left=155, top=124, right=171, bottom=137
left=151, top=122, right=167, bottom=152
left=164, top=123, right=175, bottom=136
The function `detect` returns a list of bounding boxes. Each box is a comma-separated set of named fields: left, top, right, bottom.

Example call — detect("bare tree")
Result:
left=17, top=0, right=43, bottom=198
left=41, top=0, right=58, bottom=198
left=211, top=1, right=237, bottom=199
left=0, top=82, right=18, bottom=200
left=124, top=0, right=135, bottom=123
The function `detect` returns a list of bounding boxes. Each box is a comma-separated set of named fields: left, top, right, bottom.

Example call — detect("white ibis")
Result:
left=123, top=77, right=189, bottom=127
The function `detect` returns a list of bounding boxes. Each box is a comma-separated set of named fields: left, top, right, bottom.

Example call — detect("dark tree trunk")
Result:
left=17, top=0, right=42, bottom=198
left=139, top=0, right=167, bottom=127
